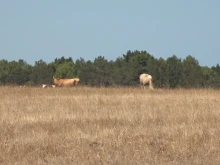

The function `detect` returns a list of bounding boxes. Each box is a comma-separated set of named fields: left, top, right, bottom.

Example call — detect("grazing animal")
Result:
left=52, top=85, right=56, bottom=88
left=73, top=78, right=80, bottom=85
left=139, top=73, right=153, bottom=89
left=53, top=76, right=76, bottom=87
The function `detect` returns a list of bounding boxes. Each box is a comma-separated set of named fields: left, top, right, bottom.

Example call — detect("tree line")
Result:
left=0, top=50, right=220, bottom=88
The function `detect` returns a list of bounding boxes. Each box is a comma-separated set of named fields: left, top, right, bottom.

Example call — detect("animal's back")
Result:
left=140, top=74, right=149, bottom=83
left=140, top=73, right=152, bottom=79
left=61, top=79, right=75, bottom=86
left=140, top=73, right=147, bottom=79
left=139, top=73, right=153, bottom=87
left=53, top=77, right=75, bottom=87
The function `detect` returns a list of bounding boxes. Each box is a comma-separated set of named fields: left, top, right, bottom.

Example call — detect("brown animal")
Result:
left=53, top=76, right=76, bottom=87
left=73, top=78, right=80, bottom=85
left=139, top=73, right=153, bottom=89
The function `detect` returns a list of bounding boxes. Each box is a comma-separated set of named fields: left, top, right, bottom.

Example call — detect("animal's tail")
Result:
left=149, top=79, right=154, bottom=89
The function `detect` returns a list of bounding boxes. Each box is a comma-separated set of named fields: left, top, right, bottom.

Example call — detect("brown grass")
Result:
left=0, top=86, right=220, bottom=165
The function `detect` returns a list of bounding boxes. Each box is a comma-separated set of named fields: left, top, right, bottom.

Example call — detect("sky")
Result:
left=0, top=0, right=219, bottom=67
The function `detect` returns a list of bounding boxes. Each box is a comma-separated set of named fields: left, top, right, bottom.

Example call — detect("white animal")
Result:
left=52, top=85, right=56, bottom=88
left=42, top=84, right=47, bottom=88
left=139, top=73, right=153, bottom=89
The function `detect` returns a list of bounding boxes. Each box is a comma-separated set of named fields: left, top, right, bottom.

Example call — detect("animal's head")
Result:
left=53, top=76, right=60, bottom=80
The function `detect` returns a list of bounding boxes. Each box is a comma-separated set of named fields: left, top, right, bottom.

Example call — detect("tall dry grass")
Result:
left=0, top=86, right=220, bottom=165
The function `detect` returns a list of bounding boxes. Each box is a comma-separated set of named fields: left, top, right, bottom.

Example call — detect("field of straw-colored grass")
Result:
left=0, top=86, right=220, bottom=165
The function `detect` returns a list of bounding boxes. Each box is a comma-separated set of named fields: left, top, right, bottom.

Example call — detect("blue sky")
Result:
left=0, top=1, right=219, bottom=67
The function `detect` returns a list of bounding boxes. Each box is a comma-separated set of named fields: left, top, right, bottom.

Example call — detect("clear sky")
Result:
left=0, top=0, right=219, bottom=67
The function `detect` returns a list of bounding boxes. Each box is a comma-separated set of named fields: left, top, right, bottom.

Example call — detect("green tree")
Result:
left=47, top=62, right=57, bottom=77
left=211, top=64, right=220, bottom=75
left=209, top=64, right=220, bottom=88
left=55, top=61, right=75, bottom=78
left=54, top=56, right=73, bottom=65
left=182, top=55, right=203, bottom=88
left=166, top=55, right=183, bottom=88
left=111, top=57, right=126, bottom=86
left=121, top=50, right=156, bottom=86
left=81, top=60, right=96, bottom=86
left=52, top=56, right=76, bottom=79
left=74, top=58, right=86, bottom=85
left=30, top=60, right=52, bottom=85
left=201, top=66, right=217, bottom=87
left=5, top=60, right=31, bottom=85
left=154, top=58, right=168, bottom=88
left=0, top=59, right=9, bottom=85
left=93, top=56, right=112, bottom=86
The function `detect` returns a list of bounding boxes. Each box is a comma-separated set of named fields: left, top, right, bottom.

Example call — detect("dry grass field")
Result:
left=0, top=86, right=220, bottom=165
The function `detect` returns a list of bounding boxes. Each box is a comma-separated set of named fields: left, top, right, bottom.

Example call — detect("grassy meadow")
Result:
left=0, top=86, right=220, bottom=165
